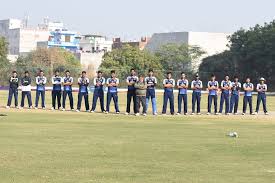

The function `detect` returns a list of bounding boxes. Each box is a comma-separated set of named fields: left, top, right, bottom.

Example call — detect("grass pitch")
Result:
left=0, top=91, right=275, bottom=183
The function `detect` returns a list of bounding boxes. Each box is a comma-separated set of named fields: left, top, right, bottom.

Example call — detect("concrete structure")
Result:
left=75, top=52, right=104, bottom=76
left=37, top=29, right=81, bottom=52
left=146, top=31, right=230, bottom=71
left=0, top=19, right=50, bottom=60
left=0, top=18, right=70, bottom=61
left=112, top=37, right=150, bottom=50
left=79, top=35, right=112, bottom=53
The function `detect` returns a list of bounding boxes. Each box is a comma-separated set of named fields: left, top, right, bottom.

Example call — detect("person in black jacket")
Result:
left=6, top=71, right=19, bottom=109
left=20, top=71, right=33, bottom=109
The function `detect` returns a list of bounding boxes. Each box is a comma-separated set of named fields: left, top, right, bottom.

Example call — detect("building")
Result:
left=37, top=29, right=81, bottom=52
left=0, top=19, right=50, bottom=61
left=79, top=35, right=112, bottom=53
left=145, top=31, right=230, bottom=71
left=112, top=37, right=150, bottom=50
left=0, top=18, right=72, bottom=62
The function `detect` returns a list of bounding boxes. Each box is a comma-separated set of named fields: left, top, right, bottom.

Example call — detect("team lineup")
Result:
left=5, top=68, right=269, bottom=116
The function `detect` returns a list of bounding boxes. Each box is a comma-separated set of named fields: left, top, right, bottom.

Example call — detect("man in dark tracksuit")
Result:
left=20, top=71, right=32, bottom=108
left=191, top=74, right=203, bottom=115
left=76, top=71, right=90, bottom=112
left=255, top=78, right=268, bottom=115
left=91, top=71, right=105, bottom=113
left=207, top=74, right=219, bottom=115
left=125, top=68, right=138, bottom=115
left=6, top=71, right=19, bottom=109
left=62, top=70, right=74, bottom=111
left=51, top=70, right=62, bottom=110
left=177, top=72, right=189, bottom=115
left=229, top=76, right=241, bottom=114
left=219, top=75, right=231, bottom=115
left=242, top=77, right=254, bottom=115
left=106, top=70, right=120, bottom=114
left=162, top=72, right=175, bottom=115
left=35, top=70, right=47, bottom=109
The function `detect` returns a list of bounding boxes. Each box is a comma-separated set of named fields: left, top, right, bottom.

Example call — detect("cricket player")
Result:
left=229, top=76, right=241, bottom=114
left=20, top=71, right=32, bottom=109
left=6, top=71, right=19, bottom=109
left=35, top=70, right=47, bottom=109
left=191, top=74, right=203, bottom=115
left=62, top=70, right=74, bottom=111
left=219, top=75, right=231, bottom=115
left=105, top=70, right=120, bottom=114
left=125, top=68, right=138, bottom=115
left=162, top=72, right=175, bottom=115
left=242, top=77, right=254, bottom=115
left=145, top=69, right=157, bottom=115
left=177, top=72, right=189, bottom=115
left=76, top=71, right=90, bottom=112
left=207, top=74, right=219, bottom=115
left=91, top=71, right=105, bottom=113
left=134, top=74, right=147, bottom=116
left=51, top=70, right=62, bottom=110
left=255, top=78, right=268, bottom=115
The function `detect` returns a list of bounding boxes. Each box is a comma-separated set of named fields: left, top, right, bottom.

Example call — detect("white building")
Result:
left=79, top=35, right=113, bottom=53
left=0, top=18, right=66, bottom=62
left=146, top=31, right=231, bottom=71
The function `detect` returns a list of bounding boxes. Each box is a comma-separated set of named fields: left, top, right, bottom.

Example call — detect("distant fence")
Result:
left=1, top=86, right=274, bottom=96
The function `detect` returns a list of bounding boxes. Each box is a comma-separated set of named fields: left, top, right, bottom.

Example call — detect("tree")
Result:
left=199, top=20, right=275, bottom=90
left=155, top=43, right=205, bottom=77
left=0, top=37, right=11, bottom=85
left=15, top=48, right=81, bottom=78
left=99, top=44, right=163, bottom=87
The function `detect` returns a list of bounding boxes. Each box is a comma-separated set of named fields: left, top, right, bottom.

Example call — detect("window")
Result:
left=65, top=35, right=71, bottom=42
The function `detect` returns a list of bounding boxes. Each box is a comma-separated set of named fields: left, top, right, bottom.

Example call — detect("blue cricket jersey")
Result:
left=221, top=80, right=231, bottom=94
left=126, top=75, right=138, bottom=91
left=191, top=80, right=203, bottom=93
left=177, top=79, right=189, bottom=94
left=52, top=76, right=62, bottom=91
left=78, top=77, right=89, bottom=93
left=163, top=78, right=175, bottom=92
left=63, top=77, right=73, bottom=92
left=107, top=77, right=119, bottom=93
left=208, top=81, right=219, bottom=95
left=231, top=82, right=241, bottom=95
left=94, top=77, right=105, bottom=91
left=36, top=76, right=47, bottom=91
left=243, top=83, right=254, bottom=97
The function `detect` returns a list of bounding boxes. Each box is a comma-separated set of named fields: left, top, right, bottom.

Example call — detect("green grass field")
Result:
left=0, top=91, right=275, bottom=183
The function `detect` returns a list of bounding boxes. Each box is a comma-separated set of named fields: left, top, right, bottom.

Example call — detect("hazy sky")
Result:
left=1, top=0, right=275, bottom=40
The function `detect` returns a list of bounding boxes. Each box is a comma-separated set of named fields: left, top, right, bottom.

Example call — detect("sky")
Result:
left=1, top=0, right=275, bottom=40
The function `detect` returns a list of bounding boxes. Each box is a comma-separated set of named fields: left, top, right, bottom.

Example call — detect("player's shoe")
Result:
left=242, top=113, right=245, bottom=115
left=176, top=113, right=180, bottom=115
left=153, top=113, right=158, bottom=116
left=207, top=112, right=210, bottom=115
left=143, top=113, right=147, bottom=116
left=265, top=112, right=269, bottom=115
left=135, top=113, right=140, bottom=116
left=105, top=111, right=109, bottom=114
left=191, top=113, right=195, bottom=115
left=6, top=106, right=10, bottom=109
left=34, top=107, right=38, bottom=110
left=76, top=109, right=80, bottom=112
left=197, top=113, right=201, bottom=115
left=116, top=112, right=120, bottom=114
left=51, top=107, right=55, bottom=111
left=125, top=112, right=129, bottom=115
left=90, top=110, right=95, bottom=113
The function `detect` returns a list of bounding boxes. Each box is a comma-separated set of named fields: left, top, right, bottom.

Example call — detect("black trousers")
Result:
left=126, top=90, right=137, bottom=113
left=63, top=91, right=74, bottom=109
left=135, top=96, right=146, bottom=114
left=52, top=90, right=62, bottom=109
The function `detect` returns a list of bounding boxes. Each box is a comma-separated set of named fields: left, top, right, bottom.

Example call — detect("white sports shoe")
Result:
left=90, top=110, right=95, bottom=113
left=265, top=112, right=269, bottom=115
left=207, top=112, right=210, bottom=115
left=197, top=113, right=201, bottom=115
left=34, top=107, right=38, bottom=110
left=6, top=106, right=10, bottom=109
left=76, top=109, right=80, bottom=112
left=176, top=113, right=180, bottom=115
left=105, top=111, right=109, bottom=114
left=153, top=113, right=158, bottom=116
left=135, top=113, right=140, bottom=116
left=116, top=112, right=120, bottom=114
left=191, top=113, right=195, bottom=115
left=62, top=108, right=65, bottom=111
left=51, top=107, right=54, bottom=111
left=125, top=112, right=129, bottom=115
left=143, top=113, right=147, bottom=116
